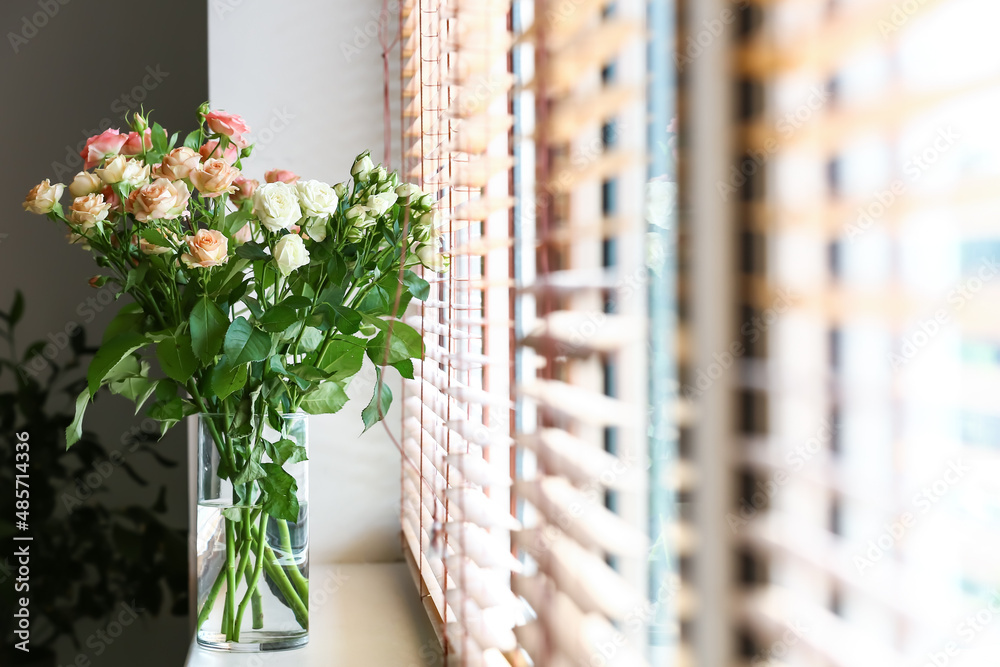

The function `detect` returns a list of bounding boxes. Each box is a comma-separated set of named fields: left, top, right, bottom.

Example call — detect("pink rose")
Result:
left=265, top=169, right=299, bottom=184
left=153, top=147, right=201, bottom=181
left=205, top=110, right=251, bottom=148
left=100, top=185, right=122, bottom=212
left=81, top=129, right=128, bottom=169
left=190, top=159, right=240, bottom=198
left=199, top=140, right=239, bottom=165
left=232, top=223, right=253, bottom=245
left=182, top=229, right=229, bottom=268
left=120, top=129, right=152, bottom=156
left=231, top=175, right=259, bottom=204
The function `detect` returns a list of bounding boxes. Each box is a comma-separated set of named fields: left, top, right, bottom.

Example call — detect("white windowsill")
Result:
left=185, top=563, right=436, bottom=666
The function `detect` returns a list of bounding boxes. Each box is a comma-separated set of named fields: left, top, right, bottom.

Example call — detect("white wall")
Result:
left=209, top=0, right=403, bottom=564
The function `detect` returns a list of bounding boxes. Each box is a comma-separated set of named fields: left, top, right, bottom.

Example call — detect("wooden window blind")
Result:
left=509, top=1, right=654, bottom=665
left=398, top=0, right=522, bottom=665
left=732, top=1, right=1000, bottom=665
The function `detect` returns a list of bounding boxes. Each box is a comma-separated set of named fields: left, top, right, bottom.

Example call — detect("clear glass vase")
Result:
left=195, top=413, right=309, bottom=652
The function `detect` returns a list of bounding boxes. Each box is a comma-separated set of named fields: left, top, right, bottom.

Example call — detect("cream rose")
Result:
left=23, top=179, right=64, bottom=214
left=366, top=191, right=398, bottom=217
left=252, top=182, right=302, bottom=232
left=69, top=194, right=111, bottom=227
left=182, top=229, right=229, bottom=268
left=416, top=243, right=449, bottom=273
left=68, top=172, right=103, bottom=198
left=233, top=223, right=253, bottom=245
left=190, top=159, right=240, bottom=198
left=126, top=178, right=191, bottom=222
left=96, top=155, right=150, bottom=186
left=154, top=147, right=201, bottom=181
left=295, top=180, right=339, bottom=217
left=395, top=183, right=422, bottom=203
left=273, top=233, right=310, bottom=276
left=351, top=154, right=374, bottom=180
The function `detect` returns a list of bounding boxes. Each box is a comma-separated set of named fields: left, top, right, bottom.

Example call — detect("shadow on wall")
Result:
left=0, top=1, right=207, bottom=665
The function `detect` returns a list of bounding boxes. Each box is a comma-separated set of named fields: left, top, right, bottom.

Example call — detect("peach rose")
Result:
left=265, top=169, right=299, bottom=184
left=68, top=171, right=103, bottom=198
left=22, top=179, right=64, bottom=214
left=69, top=193, right=111, bottom=228
left=81, top=129, right=128, bottom=170
left=120, top=129, right=152, bottom=156
left=199, top=140, right=238, bottom=165
left=153, top=147, right=201, bottom=181
left=205, top=110, right=251, bottom=149
left=126, top=178, right=191, bottom=222
left=190, top=159, right=240, bottom=198
left=182, top=229, right=229, bottom=268
left=231, top=175, right=259, bottom=204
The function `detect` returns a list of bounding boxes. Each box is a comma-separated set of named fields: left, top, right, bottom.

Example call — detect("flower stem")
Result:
left=195, top=566, right=227, bottom=632
left=251, top=522, right=308, bottom=629
left=233, top=511, right=267, bottom=641
left=277, top=519, right=309, bottom=606
left=224, top=518, right=238, bottom=640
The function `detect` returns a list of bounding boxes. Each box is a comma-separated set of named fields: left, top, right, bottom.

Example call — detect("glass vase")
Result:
left=195, top=413, right=309, bottom=652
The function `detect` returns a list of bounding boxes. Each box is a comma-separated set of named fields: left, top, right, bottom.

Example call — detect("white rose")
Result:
left=395, top=183, right=422, bottom=202
left=253, top=182, right=302, bottom=232
left=68, top=172, right=103, bottom=198
left=366, top=191, right=398, bottom=217
left=304, top=217, right=328, bottom=242
left=23, top=179, right=64, bottom=214
left=273, top=233, right=310, bottom=276
left=295, top=180, right=339, bottom=216
left=416, top=244, right=449, bottom=273
left=333, top=182, right=347, bottom=199
left=351, top=154, right=374, bottom=180
left=645, top=180, right=677, bottom=229
left=96, top=155, right=149, bottom=186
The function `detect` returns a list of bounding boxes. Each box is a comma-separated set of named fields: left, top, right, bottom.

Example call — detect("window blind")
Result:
left=510, top=1, right=653, bottom=665
left=398, top=0, right=523, bottom=665
left=732, top=1, right=1000, bottom=665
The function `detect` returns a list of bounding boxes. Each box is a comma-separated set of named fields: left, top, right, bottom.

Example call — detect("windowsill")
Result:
left=185, top=562, right=436, bottom=666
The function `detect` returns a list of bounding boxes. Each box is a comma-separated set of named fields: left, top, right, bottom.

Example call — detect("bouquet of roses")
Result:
left=21, top=103, right=446, bottom=645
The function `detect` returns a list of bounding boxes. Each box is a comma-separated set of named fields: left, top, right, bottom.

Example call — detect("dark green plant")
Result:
left=0, top=292, right=187, bottom=664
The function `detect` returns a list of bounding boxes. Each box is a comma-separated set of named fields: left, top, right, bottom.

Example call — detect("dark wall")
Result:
left=0, top=1, right=206, bottom=665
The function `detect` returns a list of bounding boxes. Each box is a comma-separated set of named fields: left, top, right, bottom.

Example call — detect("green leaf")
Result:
left=87, top=332, right=147, bottom=396
left=105, top=355, right=141, bottom=385
left=391, top=358, right=414, bottom=380
left=298, top=326, right=323, bottom=352
left=364, top=318, right=423, bottom=365
left=151, top=122, right=168, bottom=153
left=265, top=438, right=308, bottom=466
left=221, top=507, right=243, bottom=522
left=102, top=303, right=145, bottom=343
left=317, top=338, right=365, bottom=381
left=183, top=129, right=202, bottom=150
left=124, top=262, right=149, bottom=294
left=9, top=291, right=24, bottom=325
left=260, top=463, right=299, bottom=522
left=66, top=388, right=90, bottom=448
left=211, top=357, right=248, bottom=400
left=233, top=459, right=267, bottom=486
left=332, top=306, right=361, bottom=335
left=140, top=227, right=172, bottom=248
left=156, top=334, right=198, bottom=384
left=235, top=242, right=270, bottom=261
left=258, top=305, right=298, bottom=333
left=299, top=381, right=349, bottom=415
left=191, top=297, right=229, bottom=363
left=280, top=296, right=312, bottom=310
left=362, top=368, right=393, bottom=433
left=402, top=270, right=430, bottom=300
left=224, top=317, right=271, bottom=365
